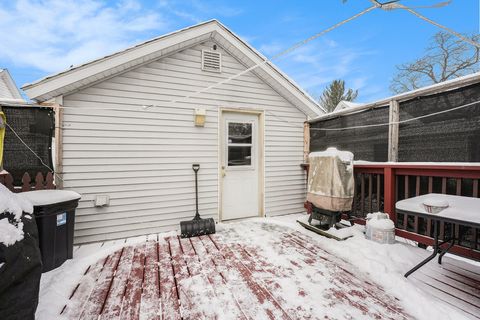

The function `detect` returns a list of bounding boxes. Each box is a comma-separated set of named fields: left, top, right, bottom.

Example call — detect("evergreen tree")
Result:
left=319, top=80, right=358, bottom=113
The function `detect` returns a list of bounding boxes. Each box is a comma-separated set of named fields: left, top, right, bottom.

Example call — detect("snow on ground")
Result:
left=263, top=214, right=473, bottom=320
left=36, top=232, right=175, bottom=320
left=36, top=214, right=478, bottom=320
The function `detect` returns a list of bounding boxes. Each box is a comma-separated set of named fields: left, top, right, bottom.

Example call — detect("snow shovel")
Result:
left=180, top=164, right=216, bottom=238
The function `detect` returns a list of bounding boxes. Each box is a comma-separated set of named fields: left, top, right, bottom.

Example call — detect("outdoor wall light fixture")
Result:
left=194, top=108, right=206, bottom=127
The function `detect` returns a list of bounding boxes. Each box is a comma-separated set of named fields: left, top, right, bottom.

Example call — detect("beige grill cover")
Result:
left=306, top=148, right=354, bottom=211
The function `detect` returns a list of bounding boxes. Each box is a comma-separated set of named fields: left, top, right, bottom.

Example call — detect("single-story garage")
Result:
left=23, top=20, right=324, bottom=244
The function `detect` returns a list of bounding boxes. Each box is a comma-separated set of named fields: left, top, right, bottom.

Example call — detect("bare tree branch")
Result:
left=390, top=31, right=480, bottom=94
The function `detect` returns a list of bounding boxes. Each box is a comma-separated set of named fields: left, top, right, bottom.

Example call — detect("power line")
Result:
left=9, top=0, right=479, bottom=173
left=309, top=99, right=480, bottom=131
left=167, top=4, right=377, bottom=111
left=383, top=1, right=480, bottom=48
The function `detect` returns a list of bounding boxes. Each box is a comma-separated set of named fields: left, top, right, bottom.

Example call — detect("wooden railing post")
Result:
left=388, top=100, right=400, bottom=162
left=384, top=166, right=396, bottom=223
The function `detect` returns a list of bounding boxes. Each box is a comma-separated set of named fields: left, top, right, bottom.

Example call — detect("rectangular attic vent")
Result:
left=202, top=50, right=222, bottom=73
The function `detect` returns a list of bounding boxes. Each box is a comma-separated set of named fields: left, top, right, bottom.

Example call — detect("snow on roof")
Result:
left=22, top=20, right=324, bottom=117
left=310, top=71, right=480, bottom=123
left=333, top=100, right=365, bottom=112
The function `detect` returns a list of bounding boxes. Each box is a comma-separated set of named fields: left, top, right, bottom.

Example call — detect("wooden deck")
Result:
left=410, top=255, right=480, bottom=319
left=63, top=230, right=410, bottom=319
left=61, top=223, right=480, bottom=320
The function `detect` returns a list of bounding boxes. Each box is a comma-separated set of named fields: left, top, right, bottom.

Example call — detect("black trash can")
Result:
left=20, top=190, right=81, bottom=272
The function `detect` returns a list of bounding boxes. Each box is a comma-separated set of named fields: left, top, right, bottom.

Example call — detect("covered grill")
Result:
left=306, top=147, right=354, bottom=229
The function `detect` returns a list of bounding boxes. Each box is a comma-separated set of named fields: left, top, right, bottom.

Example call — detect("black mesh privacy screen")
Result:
left=310, top=82, right=480, bottom=163
left=398, top=83, right=480, bottom=162
left=2, top=105, right=54, bottom=185
left=310, top=106, right=390, bottom=162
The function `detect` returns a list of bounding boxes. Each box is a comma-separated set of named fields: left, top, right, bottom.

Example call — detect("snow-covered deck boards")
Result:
left=64, top=229, right=410, bottom=319
left=410, top=257, right=480, bottom=319
left=62, top=223, right=480, bottom=320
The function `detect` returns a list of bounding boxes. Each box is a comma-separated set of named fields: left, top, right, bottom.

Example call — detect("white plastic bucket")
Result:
left=365, top=212, right=395, bottom=244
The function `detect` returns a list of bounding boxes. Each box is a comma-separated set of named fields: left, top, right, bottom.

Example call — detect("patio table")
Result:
left=395, top=193, right=480, bottom=278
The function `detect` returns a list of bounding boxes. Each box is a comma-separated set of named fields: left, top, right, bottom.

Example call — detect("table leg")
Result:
left=405, top=220, right=440, bottom=278
left=438, top=237, right=455, bottom=264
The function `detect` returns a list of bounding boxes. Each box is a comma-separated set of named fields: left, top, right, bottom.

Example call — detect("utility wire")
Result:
left=167, top=4, right=377, bottom=110
left=46, top=5, right=376, bottom=115
left=12, top=1, right=480, bottom=173
left=309, top=99, right=480, bottom=131
left=386, top=2, right=480, bottom=48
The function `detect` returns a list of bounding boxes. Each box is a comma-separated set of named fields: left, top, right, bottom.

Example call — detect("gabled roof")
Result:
left=23, top=20, right=324, bottom=117
left=333, top=100, right=364, bottom=112
left=0, top=69, right=24, bottom=103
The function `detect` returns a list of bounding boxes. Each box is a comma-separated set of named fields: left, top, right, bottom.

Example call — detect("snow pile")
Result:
left=0, top=184, right=33, bottom=247
left=0, top=218, right=25, bottom=246
left=325, top=224, right=358, bottom=238
left=0, top=184, right=33, bottom=219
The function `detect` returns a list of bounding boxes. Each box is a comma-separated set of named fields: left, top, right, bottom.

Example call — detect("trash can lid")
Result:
left=19, top=190, right=81, bottom=206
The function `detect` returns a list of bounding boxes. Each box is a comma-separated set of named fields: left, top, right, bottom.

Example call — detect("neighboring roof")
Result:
left=23, top=20, right=324, bottom=117
left=310, top=71, right=480, bottom=123
left=333, top=100, right=364, bottom=112
left=0, top=69, right=24, bottom=103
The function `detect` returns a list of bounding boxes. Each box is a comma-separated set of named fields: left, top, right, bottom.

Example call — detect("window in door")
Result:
left=227, top=121, right=253, bottom=167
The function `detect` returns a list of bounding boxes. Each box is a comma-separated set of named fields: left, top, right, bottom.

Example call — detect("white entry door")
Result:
left=221, top=111, right=260, bottom=220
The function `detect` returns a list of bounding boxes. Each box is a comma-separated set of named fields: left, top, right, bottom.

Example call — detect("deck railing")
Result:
left=303, top=163, right=480, bottom=260
left=356, top=163, right=480, bottom=259
left=0, top=172, right=55, bottom=192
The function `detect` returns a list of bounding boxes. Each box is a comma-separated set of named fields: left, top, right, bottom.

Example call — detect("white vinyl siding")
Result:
left=63, top=40, right=307, bottom=244
left=0, top=77, right=15, bottom=99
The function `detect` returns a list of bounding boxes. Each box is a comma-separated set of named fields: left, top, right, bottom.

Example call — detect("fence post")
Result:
left=388, top=100, right=400, bottom=162
left=384, top=166, right=396, bottom=223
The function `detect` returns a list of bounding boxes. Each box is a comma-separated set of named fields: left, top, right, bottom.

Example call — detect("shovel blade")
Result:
left=180, top=217, right=216, bottom=238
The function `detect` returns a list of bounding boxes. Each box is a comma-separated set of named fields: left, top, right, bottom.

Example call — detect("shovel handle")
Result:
left=192, top=164, right=200, bottom=216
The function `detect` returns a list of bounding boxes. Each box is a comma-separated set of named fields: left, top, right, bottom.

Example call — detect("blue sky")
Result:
left=0, top=0, right=478, bottom=102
